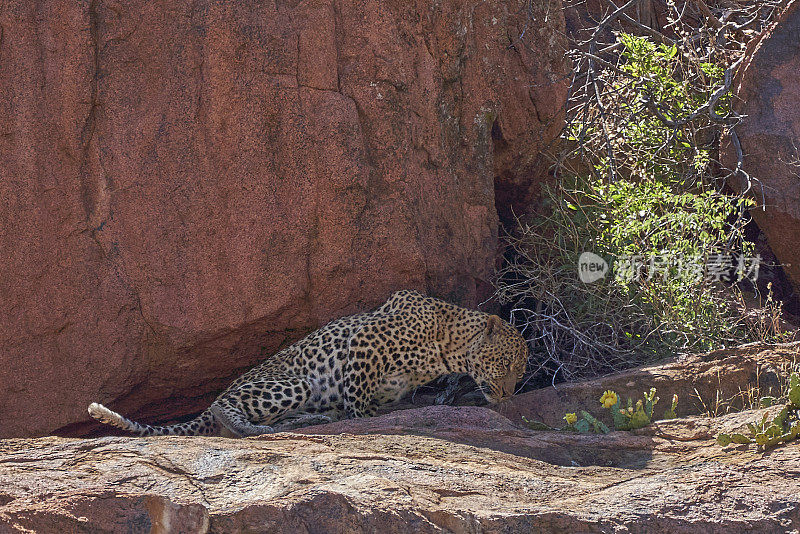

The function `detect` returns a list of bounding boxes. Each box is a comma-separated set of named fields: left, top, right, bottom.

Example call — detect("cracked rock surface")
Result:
left=1, top=408, right=798, bottom=533
left=1, top=345, right=798, bottom=532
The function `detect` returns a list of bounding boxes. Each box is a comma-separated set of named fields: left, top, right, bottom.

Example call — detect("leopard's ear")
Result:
left=485, top=315, right=503, bottom=338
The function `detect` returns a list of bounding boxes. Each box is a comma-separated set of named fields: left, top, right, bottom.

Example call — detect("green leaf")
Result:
left=773, top=406, right=789, bottom=428
left=574, top=418, right=591, bottom=433
left=630, top=407, right=651, bottom=429
left=764, top=432, right=789, bottom=450
left=790, top=422, right=800, bottom=439
left=581, top=410, right=610, bottom=434
left=789, top=373, right=800, bottom=408
left=521, top=416, right=553, bottom=431
left=760, top=412, right=770, bottom=430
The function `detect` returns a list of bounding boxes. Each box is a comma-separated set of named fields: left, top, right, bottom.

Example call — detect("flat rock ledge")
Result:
left=2, top=345, right=800, bottom=533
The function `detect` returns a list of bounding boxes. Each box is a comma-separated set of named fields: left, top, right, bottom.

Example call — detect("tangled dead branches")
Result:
left=564, top=0, right=785, bottom=187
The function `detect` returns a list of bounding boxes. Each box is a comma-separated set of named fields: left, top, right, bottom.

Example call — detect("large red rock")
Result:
left=0, top=0, right=568, bottom=437
left=722, top=0, right=800, bottom=290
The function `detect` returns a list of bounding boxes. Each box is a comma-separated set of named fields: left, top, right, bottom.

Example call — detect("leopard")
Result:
left=88, top=289, right=529, bottom=438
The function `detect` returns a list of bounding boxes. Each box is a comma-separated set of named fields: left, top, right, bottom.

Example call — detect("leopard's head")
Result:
left=467, top=315, right=528, bottom=403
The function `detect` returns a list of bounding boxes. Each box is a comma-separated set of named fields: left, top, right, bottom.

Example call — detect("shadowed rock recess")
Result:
left=1, top=345, right=799, bottom=532
left=0, top=0, right=568, bottom=438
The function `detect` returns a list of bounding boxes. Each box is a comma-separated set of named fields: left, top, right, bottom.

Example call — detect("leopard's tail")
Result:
left=87, top=403, right=218, bottom=436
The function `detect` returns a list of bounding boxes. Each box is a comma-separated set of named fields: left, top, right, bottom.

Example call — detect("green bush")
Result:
left=497, top=171, right=762, bottom=378
left=522, top=387, right=678, bottom=433
left=496, top=34, right=788, bottom=380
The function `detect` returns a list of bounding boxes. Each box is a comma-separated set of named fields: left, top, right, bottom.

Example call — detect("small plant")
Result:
left=718, top=373, right=800, bottom=451
left=663, top=394, right=679, bottom=420
left=522, top=386, right=676, bottom=433
left=522, top=411, right=610, bottom=434
left=581, top=411, right=610, bottom=433
left=737, top=282, right=795, bottom=344
left=569, top=410, right=611, bottom=434
left=521, top=416, right=554, bottom=431
left=693, top=356, right=800, bottom=417
left=601, top=388, right=677, bottom=430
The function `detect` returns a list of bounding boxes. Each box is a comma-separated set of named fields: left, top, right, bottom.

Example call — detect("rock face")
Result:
left=722, top=0, right=800, bottom=289
left=0, top=0, right=568, bottom=438
left=1, top=345, right=799, bottom=533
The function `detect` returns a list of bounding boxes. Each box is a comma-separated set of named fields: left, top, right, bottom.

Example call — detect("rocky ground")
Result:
left=1, top=343, right=799, bottom=533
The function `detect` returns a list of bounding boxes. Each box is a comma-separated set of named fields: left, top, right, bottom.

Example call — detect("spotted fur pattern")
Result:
left=88, top=290, right=529, bottom=437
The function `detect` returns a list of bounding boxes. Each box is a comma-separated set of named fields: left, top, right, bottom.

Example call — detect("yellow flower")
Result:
left=564, top=412, right=578, bottom=425
left=600, top=390, right=618, bottom=409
